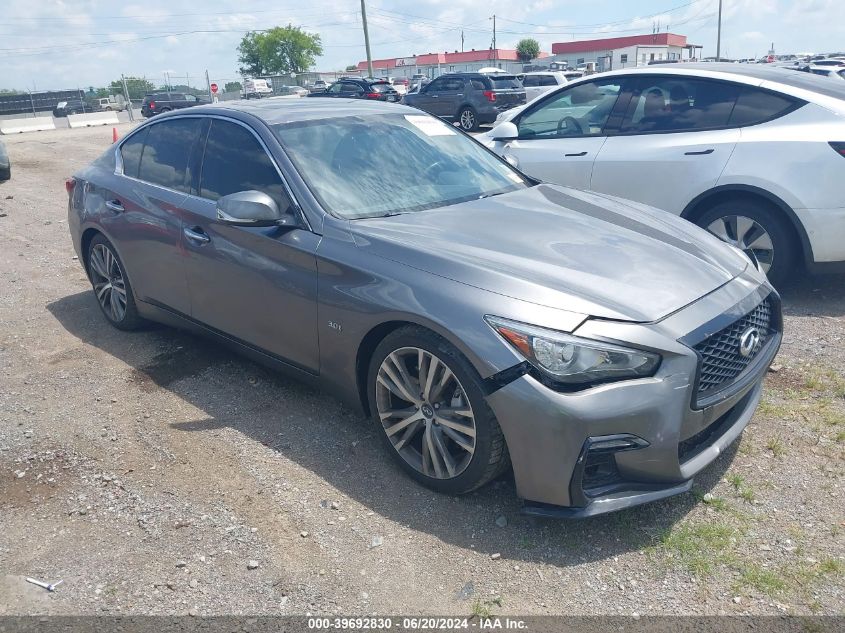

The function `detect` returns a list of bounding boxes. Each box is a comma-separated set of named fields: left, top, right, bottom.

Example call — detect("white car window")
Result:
left=517, top=80, right=622, bottom=138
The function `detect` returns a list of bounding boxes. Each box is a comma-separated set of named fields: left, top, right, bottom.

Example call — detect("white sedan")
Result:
left=478, top=63, right=845, bottom=285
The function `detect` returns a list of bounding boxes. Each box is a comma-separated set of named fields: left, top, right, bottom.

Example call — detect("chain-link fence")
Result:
left=0, top=69, right=365, bottom=122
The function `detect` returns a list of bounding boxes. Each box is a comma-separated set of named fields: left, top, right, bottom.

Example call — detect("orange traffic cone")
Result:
left=112, top=127, right=118, bottom=143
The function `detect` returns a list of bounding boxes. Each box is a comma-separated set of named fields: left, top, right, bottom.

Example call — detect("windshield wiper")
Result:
left=478, top=191, right=507, bottom=200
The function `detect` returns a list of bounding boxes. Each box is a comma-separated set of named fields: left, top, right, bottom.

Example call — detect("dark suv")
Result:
left=53, top=99, right=88, bottom=117
left=402, top=72, right=526, bottom=131
left=141, top=92, right=207, bottom=118
left=307, top=78, right=401, bottom=102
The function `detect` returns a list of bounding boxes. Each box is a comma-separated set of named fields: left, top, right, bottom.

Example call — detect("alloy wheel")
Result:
left=375, top=347, right=477, bottom=480
left=89, top=243, right=128, bottom=322
left=706, top=214, right=774, bottom=273
left=460, top=109, right=476, bottom=131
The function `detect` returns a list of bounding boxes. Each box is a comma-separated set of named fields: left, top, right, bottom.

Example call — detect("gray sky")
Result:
left=2, top=0, right=843, bottom=91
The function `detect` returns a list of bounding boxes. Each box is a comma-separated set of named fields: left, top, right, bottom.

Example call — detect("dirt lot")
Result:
left=0, top=124, right=843, bottom=617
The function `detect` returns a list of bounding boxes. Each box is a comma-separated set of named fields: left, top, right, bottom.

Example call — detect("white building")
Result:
left=549, top=33, right=701, bottom=71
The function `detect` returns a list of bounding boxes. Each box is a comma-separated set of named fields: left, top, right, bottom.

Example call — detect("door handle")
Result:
left=685, top=149, right=715, bottom=155
left=105, top=199, right=124, bottom=213
left=183, top=226, right=210, bottom=245
left=565, top=151, right=588, bottom=157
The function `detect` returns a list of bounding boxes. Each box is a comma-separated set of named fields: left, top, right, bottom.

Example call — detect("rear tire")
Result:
left=367, top=326, right=509, bottom=495
left=87, top=234, right=144, bottom=331
left=695, top=198, right=796, bottom=287
left=457, top=106, right=479, bottom=132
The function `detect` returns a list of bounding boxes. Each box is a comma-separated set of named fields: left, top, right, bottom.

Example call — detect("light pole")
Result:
left=361, top=0, right=374, bottom=78
left=716, top=0, right=723, bottom=61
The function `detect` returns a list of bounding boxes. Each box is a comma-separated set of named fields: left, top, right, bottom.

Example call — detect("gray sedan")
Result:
left=66, top=99, right=781, bottom=517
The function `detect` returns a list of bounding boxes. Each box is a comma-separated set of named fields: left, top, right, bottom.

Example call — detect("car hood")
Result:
left=349, top=185, right=748, bottom=322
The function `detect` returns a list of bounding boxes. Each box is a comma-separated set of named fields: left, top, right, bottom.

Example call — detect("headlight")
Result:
left=485, top=316, right=661, bottom=387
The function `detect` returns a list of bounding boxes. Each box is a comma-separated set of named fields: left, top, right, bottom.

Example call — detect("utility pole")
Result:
left=461, top=30, right=464, bottom=53
left=121, top=74, right=134, bottom=122
left=360, top=0, right=374, bottom=78
left=205, top=70, right=213, bottom=102
left=492, top=14, right=497, bottom=65
left=716, top=0, right=723, bottom=61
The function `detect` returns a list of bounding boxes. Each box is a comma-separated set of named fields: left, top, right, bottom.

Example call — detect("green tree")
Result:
left=516, top=38, right=541, bottom=62
left=238, top=25, right=323, bottom=76
left=224, top=81, right=243, bottom=93
left=108, top=77, right=155, bottom=100
left=0, top=89, right=23, bottom=95
left=345, top=64, right=359, bottom=72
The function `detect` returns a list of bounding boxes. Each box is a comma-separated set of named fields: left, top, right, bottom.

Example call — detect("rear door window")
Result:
left=522, top=76, right=541, bottom=87
left=729, top=87, right=801, bottom=127
left=120, top=127, right=149, bottom=178
left=368, top=83, right=393, bottom=93
left=621, top=77, right=740, bottom=134
left=470, top=79, right=487, bottom=90
left=340, top=82, right=364, bottom=95
left=199, top=119, right=290, bottom=212
left=137, top=117, right=203, bottom=193
left=490, top=76, right=521, bottom=89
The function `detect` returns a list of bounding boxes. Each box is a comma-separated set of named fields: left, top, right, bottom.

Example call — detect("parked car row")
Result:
left=63, top=61, right=844, bottom=519
left=53, top=97, right=128, bottom=117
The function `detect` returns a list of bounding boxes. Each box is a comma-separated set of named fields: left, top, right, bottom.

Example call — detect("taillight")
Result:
left=65, top=178, right=76, bottom=194
left=830, top=142, right=845, bottom=158
left=483, top=90, right=496, bottom=102
left=148, top=100, right=155, bottom=109
left=365, top=92, right=381, bottom=99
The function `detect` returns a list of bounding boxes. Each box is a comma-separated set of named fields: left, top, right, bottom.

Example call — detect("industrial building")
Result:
left=548, top=33, right=702, bottom=71
left=354, top=33, right=701, bottom=79
left=355, top=49, right=549, bottom=78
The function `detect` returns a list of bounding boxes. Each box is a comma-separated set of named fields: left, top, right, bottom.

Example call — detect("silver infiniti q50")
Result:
left=66, top=99, right=781, bottom=517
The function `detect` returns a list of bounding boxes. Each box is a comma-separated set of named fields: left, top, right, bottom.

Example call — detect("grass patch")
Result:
left=655, top=523, right=736, bottom=576
left=471, top=597, right=502, bottom=618
left=727, top=474, right=744, bottom=491
left=766, top=436, right=787, bottom=457
left=739, top=565, right=787, bottom=596
left=739, top=487, right=755, bottom=503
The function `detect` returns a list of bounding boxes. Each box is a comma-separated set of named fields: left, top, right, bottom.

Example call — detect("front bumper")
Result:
left=485, top=274, right=780, bottom=516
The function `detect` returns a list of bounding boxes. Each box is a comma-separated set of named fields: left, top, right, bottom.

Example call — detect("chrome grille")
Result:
left=694, top=299, right=773, bottom=398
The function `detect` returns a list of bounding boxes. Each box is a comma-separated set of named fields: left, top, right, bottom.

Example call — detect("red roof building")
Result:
left=551, top=33, right=688, bottom=55
left=357, top=49, right=548, bottom=73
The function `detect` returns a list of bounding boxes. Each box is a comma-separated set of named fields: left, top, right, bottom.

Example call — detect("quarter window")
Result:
left=137, top=118, right=203, bottom=192
left=199, top=120, right=289, bottom=211
left=120, top=127, right=148, bottom=179
left=729, top=87, right=799, bottom=127
left=517, top=80, right=623, bottom=138
left=621, top=78, right=741, bottom=134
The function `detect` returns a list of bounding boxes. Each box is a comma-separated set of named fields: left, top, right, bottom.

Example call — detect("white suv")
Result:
left=479, top=64, right=845, bottom=285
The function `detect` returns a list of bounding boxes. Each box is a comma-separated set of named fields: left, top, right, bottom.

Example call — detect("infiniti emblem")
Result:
left=739, top=327, right=761, bottom=358
left=421, top=404, right=435, bottom=418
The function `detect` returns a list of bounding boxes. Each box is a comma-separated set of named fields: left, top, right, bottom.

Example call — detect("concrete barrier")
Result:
left=0, top=116, right=56, bottom=134
left=67, top=111, right=120, bottom=128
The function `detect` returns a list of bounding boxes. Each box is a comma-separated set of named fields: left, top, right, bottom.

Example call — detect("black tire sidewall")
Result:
left=695, top=200, right=795, bottom=287
left=87, top=234, right=142, bottom=330
left=367, top=327, right=503, bottom=495
left=458, top=107, right=478, bottom=132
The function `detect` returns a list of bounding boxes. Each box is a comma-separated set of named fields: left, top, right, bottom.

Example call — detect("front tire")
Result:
left=457, top=106, right=479, bottom=132
left=695, top=198, right=796, bottom=287
left=87, top=234, right=144, bottom=331
left=367, top=326, right=509, bottom=495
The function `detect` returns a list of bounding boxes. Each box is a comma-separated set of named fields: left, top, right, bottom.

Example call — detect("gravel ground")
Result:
left=0, top=125, right=843, bottom=617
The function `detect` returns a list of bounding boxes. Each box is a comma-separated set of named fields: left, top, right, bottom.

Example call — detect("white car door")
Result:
left=590, top=76, right=742, bottom=214
left=491, top=78, right=626, bottom=190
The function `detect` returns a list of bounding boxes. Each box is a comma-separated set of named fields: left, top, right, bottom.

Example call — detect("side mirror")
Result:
left=489, top=121, right=519, bottom=141
left=216, top=190, right=293, bottom=228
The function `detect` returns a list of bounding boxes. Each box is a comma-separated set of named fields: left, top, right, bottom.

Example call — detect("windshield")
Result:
left=273, top=113, right=529, bottom=219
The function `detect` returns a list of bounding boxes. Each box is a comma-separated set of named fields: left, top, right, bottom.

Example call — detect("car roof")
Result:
left=176, top=98, right=418, bottom=125
left=589, top=63, right=845, bottom=111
